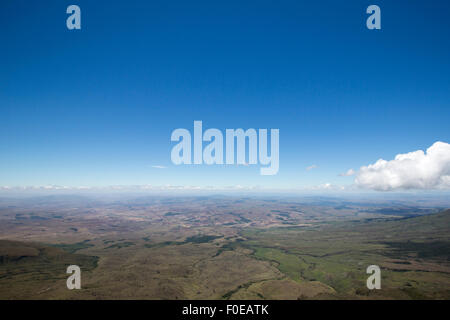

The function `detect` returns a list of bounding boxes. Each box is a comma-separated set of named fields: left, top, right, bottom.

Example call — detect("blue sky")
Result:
left=1, top=0, right=449, bottom=190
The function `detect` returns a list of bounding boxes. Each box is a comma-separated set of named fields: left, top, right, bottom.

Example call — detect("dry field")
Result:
left=0, top=195, right=448, bottom=299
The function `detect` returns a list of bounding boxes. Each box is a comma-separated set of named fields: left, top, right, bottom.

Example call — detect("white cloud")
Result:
left=306, top=164, right=318, bottom=171
left=339, top=169, right=356, bottom=176
left=320, top=183, right=332, bottom=189
left=309, top=183, right=346, bottom=191
left=152, top=165, right=167, bottom=169
left=355, top=141, right=450, bottom=191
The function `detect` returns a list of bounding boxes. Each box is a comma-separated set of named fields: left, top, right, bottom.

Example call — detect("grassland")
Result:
left=0, top=195, right=448, bottom=299
left=0, top=240, right=98, bottom=299
left=232, top=210, right=450, bottom=299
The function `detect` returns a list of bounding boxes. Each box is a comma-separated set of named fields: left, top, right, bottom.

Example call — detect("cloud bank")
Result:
left=339, top=169, right=355, bottom=177
left=355, top=141, right=450, bottom=191
left=151, top=165, right=167, bottom=169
